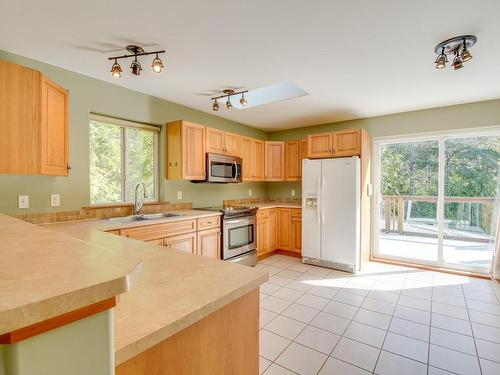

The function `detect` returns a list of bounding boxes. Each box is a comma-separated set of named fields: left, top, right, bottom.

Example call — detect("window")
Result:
left=89, top=115, right=159, bottom=205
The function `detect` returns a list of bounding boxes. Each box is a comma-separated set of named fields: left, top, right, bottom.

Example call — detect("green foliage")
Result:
left=89, top=121, right=156, bottom=204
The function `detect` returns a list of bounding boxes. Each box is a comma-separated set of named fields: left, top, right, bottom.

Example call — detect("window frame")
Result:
left=89, top=114, right=160, bottom=205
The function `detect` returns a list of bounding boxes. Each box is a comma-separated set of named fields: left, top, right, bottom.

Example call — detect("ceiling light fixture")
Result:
left=211, top=89, right=248, bottom=111
left=108, top=45, right=166, bottom=78
left=434, top=35, right=476, bottom=70
left=111, top=58, right=122, bottom=78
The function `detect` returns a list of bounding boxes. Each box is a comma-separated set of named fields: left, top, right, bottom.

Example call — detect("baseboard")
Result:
left=257, top=249, right=301, bottom=261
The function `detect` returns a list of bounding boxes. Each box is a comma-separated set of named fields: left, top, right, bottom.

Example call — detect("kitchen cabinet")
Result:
left=206, top=127, right=241, bottom=157
left=166, top=120, right=206, bottom=180
left=307, top=129, right=361, bottom=158
left=268, top=209, right=277, bottom=251
left=291, top=209, right=302, bottom=253
left=265, top=141, right=285, bottom=181
left=0, top=60, right=69, bottom=176
left=256, top=215, right=269, bottom=257
left=241, top=136, right=265, bottom=181
left=277, top=208, right=291, bottom=250
left=164, top=232, right=197, bottom=254
left=197, top=228, right=221, bottom=259
left=333, top=129, right=361, bottom=156
left=285, top=141, right=301, bottom=181
left=299, top=139, right=308, bottom=177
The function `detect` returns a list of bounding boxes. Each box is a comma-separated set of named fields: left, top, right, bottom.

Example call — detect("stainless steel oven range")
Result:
left=198, top=206, right=257, bottom=266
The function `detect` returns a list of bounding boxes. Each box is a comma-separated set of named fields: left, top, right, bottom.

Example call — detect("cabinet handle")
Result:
left=169, top=162, right=172, bottom=167
left=67, top=164, right=72, bottom=172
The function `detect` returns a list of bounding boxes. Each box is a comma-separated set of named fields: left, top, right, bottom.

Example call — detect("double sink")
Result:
left=106, top=212, right=182, bottom=224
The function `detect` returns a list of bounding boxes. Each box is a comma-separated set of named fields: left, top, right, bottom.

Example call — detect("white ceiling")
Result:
left=2, top=0, right=499, bottom=131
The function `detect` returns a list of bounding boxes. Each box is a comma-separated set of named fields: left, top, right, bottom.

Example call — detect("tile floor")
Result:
left=256, top=254, right=500, bottom=375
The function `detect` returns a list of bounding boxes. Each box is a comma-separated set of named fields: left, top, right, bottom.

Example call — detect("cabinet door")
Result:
left=253, top=139, right=265, bottom=181
left=268, top=209, right=277, bottom=252
left=291, top=217, right=302, bottom=253
left=299, top=139, right=308, bottom=178
left=40, top=76, right=69, bottom=176
left=182, top=121, right=206, bottom=180
left=241, top=136, right=254, bottom=181
left=265, top=141, right=285, bottom=181
left=285, top=141, right=300, bottom=181
left=257, top=217, right=269, bottom=256
left=164, top=232, right=197, bottom=254
left=0, top=60, right=41, bottom=175
left=197, top=228, right=221, bottom=259
left=307, top=133, right=333, bottom=158
left=224, top=132, right=241, bottom=157
left=206, top=127, right=225, bottom=154
left=277, top=208, right=291, bottom=250
left=333, top=129, right=361, bottom=156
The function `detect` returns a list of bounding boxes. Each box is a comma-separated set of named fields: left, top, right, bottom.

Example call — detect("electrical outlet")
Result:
left=291, top=189, right=296, bottom=197
left=177, top=191, right=183, bottom=200
left=248, top=189, right=252, bottom=197
left=18, top=195, right=29, bottom=209
left=51, top=194, right=60, bottom=207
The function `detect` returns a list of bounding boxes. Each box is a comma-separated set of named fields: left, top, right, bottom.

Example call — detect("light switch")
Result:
left=177, top=191, right=183, bottom=200
left=51, top=194, right=60, bottom=207
left=291, top=189, right=296, bottom=197
left=18, top=195, right=29, bottom=209
left=248, top=189, right=252, bottom=197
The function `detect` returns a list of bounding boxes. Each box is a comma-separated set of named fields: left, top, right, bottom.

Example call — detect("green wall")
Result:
left=267, top=98, right=500, bottom=199
left=0, top=310, right=113, bottom=375
left=0, top=50, right=267, bottom=214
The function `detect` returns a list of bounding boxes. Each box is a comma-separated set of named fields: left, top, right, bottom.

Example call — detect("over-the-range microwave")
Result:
left=197, top=153, right=242, bottom=183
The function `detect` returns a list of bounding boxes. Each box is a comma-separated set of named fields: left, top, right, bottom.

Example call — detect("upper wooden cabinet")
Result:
left=206, top=127, right=241, bottom=157
left=0, top=60, right=69, bottom=176
left=265, top=141, right=285, bottom=181
left=285, top=141, right=301, bottom=181
left=307, top=129, right=361, bottom=158
left=241, top=136, right=265, bottom=181
left=299, top=139, right=308, bottom=178
left=166, top=120, right=206, bottom=180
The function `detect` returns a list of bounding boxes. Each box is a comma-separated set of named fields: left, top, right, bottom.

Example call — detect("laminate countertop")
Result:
left=43, top=210, right=268, bottom=365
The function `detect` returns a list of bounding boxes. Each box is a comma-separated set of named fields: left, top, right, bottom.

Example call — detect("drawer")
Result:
left=197, top=215, right=221, bottom=230
left=146, top=238, right=164, bottom=245
left=257, top=209, right=271, bottom=219
left=121, top=219, right=196, bottom=241
left=291, top=208, right=302, bottom=218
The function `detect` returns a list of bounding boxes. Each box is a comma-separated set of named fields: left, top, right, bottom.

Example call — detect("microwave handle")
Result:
left=232, top=161, right=238, bottom=182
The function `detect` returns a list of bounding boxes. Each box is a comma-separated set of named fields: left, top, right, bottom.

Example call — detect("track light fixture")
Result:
left=108, top=45, right=166, bottom=78
left=434, top=35, right=476, bottom=70
left=211, top=89, right=249, bottom=111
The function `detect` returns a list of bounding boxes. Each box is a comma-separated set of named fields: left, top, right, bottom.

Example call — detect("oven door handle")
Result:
left=224, top=218, right=254, bottom=225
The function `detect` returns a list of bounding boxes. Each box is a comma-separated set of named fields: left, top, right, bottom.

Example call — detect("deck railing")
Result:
left=382, top=195, right=497, bottom=235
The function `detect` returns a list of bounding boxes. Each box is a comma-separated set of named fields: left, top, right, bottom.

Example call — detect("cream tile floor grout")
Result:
left=256, top=254, right=500, bottom=375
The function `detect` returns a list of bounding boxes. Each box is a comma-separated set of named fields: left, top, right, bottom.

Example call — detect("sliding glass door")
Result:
left=374, top=129, right=500, bottom=274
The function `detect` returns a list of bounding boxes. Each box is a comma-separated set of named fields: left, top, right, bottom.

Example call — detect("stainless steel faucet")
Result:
left=134, top=182, right=147, bottom=215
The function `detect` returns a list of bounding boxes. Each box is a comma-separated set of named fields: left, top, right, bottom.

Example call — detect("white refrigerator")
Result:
left=302, top=157, right=361, bottom=273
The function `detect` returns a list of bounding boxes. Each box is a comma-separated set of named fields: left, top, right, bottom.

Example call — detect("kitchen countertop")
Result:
left=234, top=202, right=302, bottom=209
left=44, top=209, right=268, bottom=365
left=0, top=214, right=143, bottom=336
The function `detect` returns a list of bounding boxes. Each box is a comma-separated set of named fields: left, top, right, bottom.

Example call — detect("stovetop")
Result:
left=198, top=205, right=257, bottom=216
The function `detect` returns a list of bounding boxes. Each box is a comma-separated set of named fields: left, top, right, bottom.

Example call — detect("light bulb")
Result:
left=111, top=60, right=122, bottom=78
left=226, top=96, right=233, bottom=110
left=240, top=93, right=247, bottom=107
left=151, top=55, right=164, bottom=73
left=130, top=58, right=142, bottom=75
left=212, top=99, right=219, bottom=111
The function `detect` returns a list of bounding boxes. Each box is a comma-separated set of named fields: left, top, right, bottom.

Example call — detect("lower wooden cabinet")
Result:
left=197, top=227, right=221, bottom=259
left=257, top=207, right=301, bottom=257
left=116, top=216, right=221, bottom=259
left=277, top=208, right=291, bottom=250
left=163, top=232, right=197, bottom=254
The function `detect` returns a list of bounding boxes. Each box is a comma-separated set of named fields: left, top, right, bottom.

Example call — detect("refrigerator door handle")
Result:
left=316, top=177, right=321, bottom=223
left=321, top=177, right=326, bottom=224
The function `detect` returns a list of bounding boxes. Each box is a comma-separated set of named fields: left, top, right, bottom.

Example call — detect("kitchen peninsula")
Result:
left=0, top=212, right=268, bottom=375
